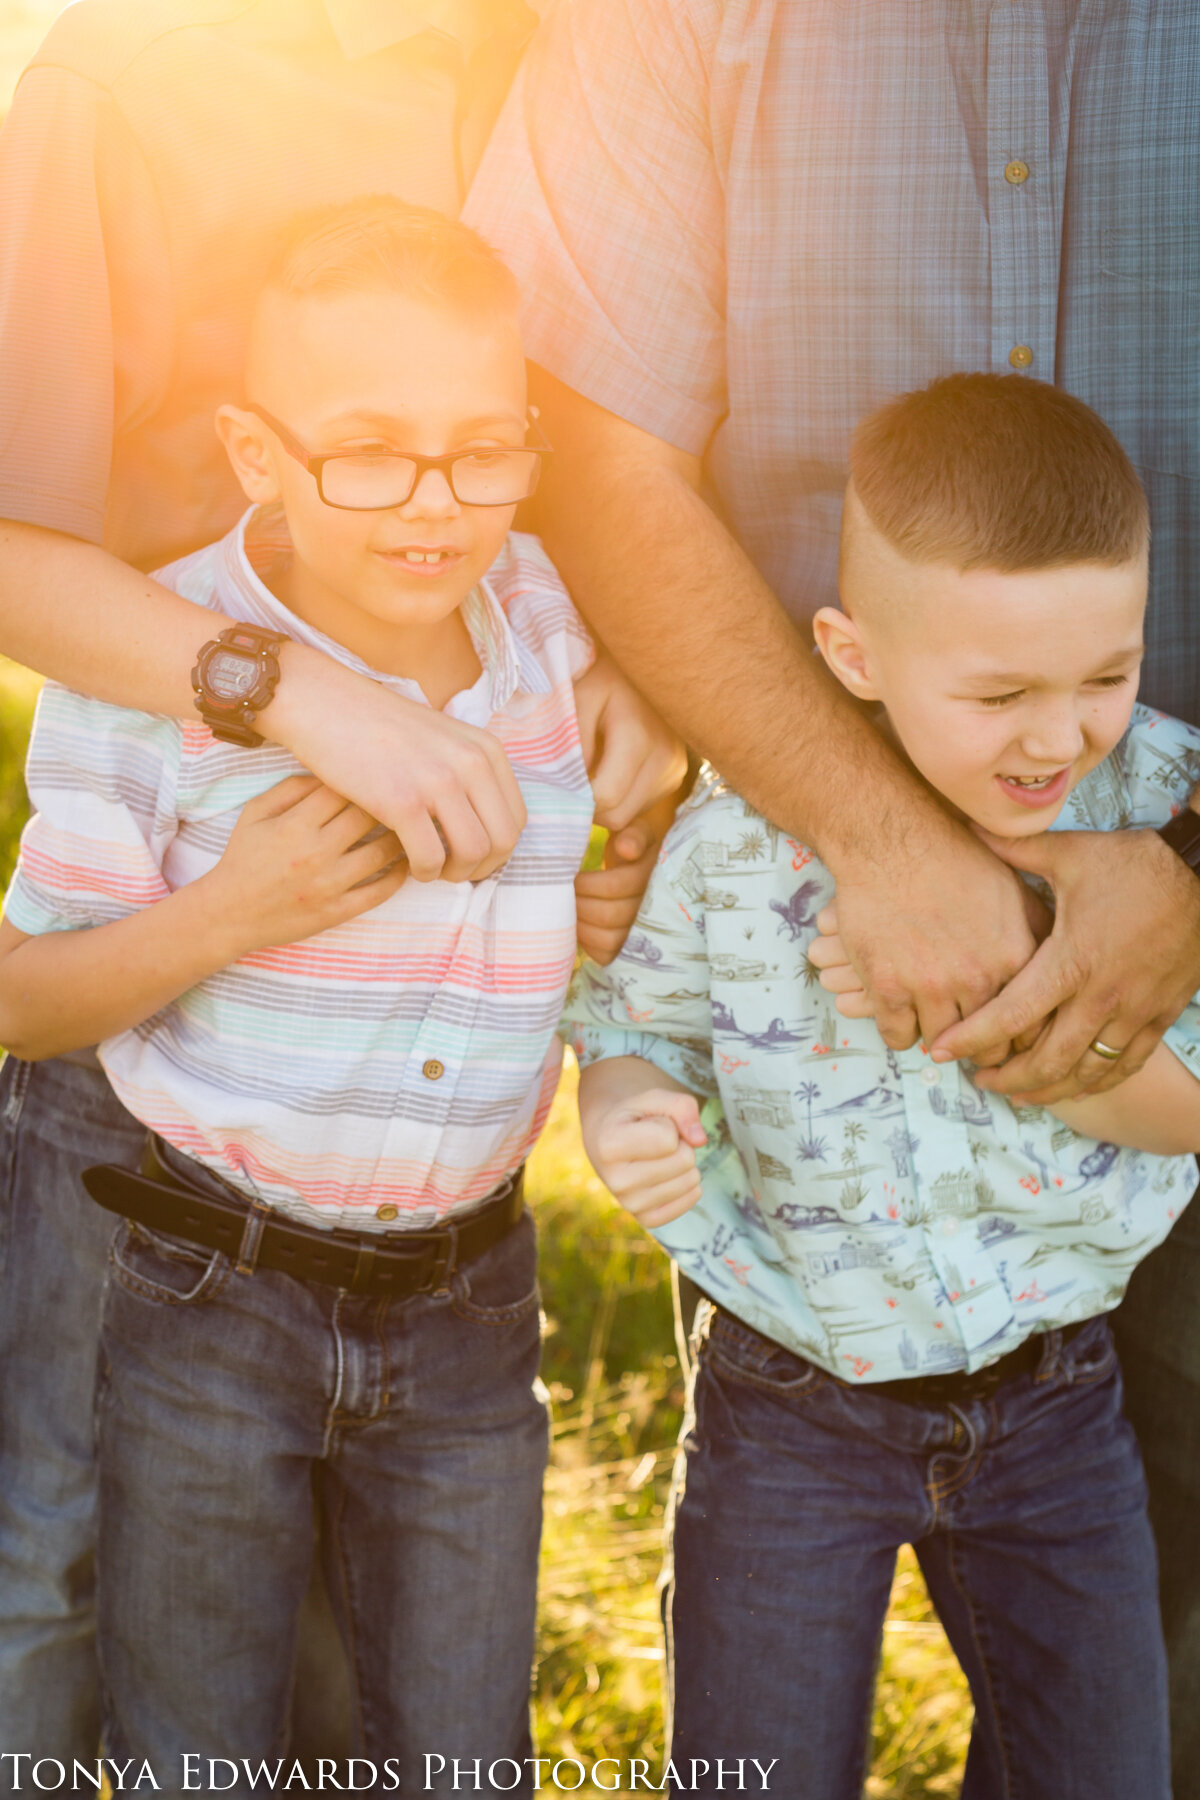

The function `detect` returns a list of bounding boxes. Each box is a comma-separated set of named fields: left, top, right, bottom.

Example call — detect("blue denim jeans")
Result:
left=666, top=1305, right=1169, bottom=1799
left=0, top=1055, right=144, bottom=1766
left=96, top=1150, right=549, bottom=1797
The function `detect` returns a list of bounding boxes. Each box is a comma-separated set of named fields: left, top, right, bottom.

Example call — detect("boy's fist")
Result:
left=584, top=1087, right=708, bottom=1227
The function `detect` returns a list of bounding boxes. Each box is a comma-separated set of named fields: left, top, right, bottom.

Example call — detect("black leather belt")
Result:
left=82, top=1137, right=525, bottom=1299
left=862, top=1315, right=1093, bottom=1405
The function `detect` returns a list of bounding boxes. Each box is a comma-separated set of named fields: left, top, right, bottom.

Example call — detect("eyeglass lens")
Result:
left=320, top=450, right=541, bottom=509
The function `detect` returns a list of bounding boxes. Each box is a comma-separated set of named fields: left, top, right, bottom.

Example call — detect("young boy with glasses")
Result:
left=0, top=198, right=633, bottom=1788
left=569, top=375, right=1200, bottom=1797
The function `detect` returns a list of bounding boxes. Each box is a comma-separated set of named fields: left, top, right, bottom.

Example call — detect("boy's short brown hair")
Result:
left=849, top=373, right=1149, bottom=570
left=262, top=194, right=520, bottom=319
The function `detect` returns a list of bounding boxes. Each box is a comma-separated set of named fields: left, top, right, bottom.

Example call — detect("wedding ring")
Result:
left=1089, top=1038, right=1124, bottom=1061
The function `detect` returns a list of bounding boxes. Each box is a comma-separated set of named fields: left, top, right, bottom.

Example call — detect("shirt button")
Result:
left=376, top=1204, right=399, bottom=1222
left=422, top=1058, right=445, bottom=1081
left=1009, top=344, right=1034, bottom=369
left=1004, top=159, right=1030, bottom=184
left=941, top=1218, right=960, bottom=1237
left=920, top=1066, right=942, bottom=1087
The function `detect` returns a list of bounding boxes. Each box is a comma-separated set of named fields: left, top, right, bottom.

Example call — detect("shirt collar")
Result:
left=322, top=0, right=541, bottom=61
left=222, top=505, right=548, bottom=714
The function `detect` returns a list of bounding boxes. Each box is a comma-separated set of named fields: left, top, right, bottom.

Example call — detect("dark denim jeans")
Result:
left=666, top=1306, right=1169, bottom=1799
left=95, top=1152, right=549, bottom=1797
left=0, top=1055, right=144, bottom=1766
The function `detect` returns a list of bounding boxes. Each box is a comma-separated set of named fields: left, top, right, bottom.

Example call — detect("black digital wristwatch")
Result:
left=1158, top=806, right=1200, bottom=879
left=191, top=626, right=286, bottom=747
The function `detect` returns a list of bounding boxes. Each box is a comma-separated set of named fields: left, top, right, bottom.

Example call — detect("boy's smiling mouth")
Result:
left=378, top=544, right=465, bottom=575
left=995, top=768, right=1072, bottom=808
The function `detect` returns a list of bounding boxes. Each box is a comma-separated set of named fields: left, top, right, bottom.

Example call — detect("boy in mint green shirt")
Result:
left=568, top=374, right=1200, bottom=1795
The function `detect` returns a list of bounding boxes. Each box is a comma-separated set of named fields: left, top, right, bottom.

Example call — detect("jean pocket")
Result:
left=450, top=1211, right=540, bottom=1325
left=705, top=1307, right=827, bottom=1399
left=110, top=1218, right=229, bottom=1306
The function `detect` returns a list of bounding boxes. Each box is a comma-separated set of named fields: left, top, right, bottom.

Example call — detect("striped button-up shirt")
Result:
left=466, top=0, right=1200, bottom=723
left=6, top=510, right=594, bottom=1230
left=564, top=707, right=1200, bottom=1383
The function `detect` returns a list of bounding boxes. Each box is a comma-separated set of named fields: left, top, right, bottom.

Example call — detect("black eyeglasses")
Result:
left=247, top=404, right=552, bottom=511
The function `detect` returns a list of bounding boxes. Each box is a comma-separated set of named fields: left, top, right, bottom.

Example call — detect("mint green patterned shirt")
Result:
left=564, top=704, right=1200, bottom=1383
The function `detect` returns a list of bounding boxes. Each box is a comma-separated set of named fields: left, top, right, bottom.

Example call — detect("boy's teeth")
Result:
left=403, top=550, right=445, bottom=563
left=1007, top=774, right=1054, bottom=787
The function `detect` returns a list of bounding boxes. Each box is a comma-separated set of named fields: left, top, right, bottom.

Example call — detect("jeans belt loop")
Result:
left=427, top=1223, right=459, bottom=1296
left=235, top=1197, right=273, bottom=1277
left=1034, top=1325, right=1063, bottom=1384
left=350, top=1239, right=378, bottom=1294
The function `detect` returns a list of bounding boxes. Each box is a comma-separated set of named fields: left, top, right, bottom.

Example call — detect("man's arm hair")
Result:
left=529, top=366, right=1038, bottom=1052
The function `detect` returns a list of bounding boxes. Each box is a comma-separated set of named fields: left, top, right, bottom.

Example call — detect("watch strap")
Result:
left=192, top=626, right=285, bottom=748
left=1158, top=807, right=1200, bottom=875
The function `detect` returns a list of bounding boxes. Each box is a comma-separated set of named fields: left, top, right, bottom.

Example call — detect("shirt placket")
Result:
left=377, top=880, right=491, bottom=1219
left=901, top=1054, right=1015, bottom=1370
left=988, top=1, right=1061, bottom=380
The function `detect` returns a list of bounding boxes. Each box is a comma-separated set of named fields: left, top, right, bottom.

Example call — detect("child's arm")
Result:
left=1045, top=1043, right=1200, bottom=1155
left=0, top=776, right=405, bottom=1061
left=578, top=1055, right=709, bottom=1227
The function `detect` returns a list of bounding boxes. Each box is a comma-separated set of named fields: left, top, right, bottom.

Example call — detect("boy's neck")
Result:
left=271, top=552, right=483, bottom=712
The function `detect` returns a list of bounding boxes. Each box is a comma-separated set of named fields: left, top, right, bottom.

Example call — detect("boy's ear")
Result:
left=214, top=405, right=282, bottom=505
left=812, top=606, right=881, bottom=702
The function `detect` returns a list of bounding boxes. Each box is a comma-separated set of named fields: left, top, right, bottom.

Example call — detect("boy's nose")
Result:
left=1022, top=707, right=1086, bottom=764
left=399, top=466, right=459, bottom=517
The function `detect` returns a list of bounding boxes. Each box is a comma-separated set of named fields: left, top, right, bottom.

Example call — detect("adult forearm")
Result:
left=0, top=522, right=526, bottom=879
left=531, top=375, right=937, bottom=866
left=0, top=520, right=349, bottom=739
left=0, top=521, right=225, bottom=715
left=0, top=882, right=242, bottom=1061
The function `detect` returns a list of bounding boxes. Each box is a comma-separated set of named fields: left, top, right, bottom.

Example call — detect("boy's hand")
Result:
left=808, top=906, right=876, bottom=1018
left=203, top=775, right=407, bottom=957
left=583, top=1086, right=708, bottom=1227
left=574, top=650, right=689, bottom=830
left=575, top=790, right=680, bottom=964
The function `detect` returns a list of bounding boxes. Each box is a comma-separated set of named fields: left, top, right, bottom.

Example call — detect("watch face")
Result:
left=206, top=648, right=260, bottom=701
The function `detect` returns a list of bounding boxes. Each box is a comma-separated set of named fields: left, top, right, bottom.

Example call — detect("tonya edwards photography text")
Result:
left=0, top=1759, right=781, bottom=1794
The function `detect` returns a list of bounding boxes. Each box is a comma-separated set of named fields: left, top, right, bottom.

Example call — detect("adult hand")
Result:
left=574, top=650, right=689, bottom=830
left=828, top=815, right=1040, bottom=1055
left=931, top=827, right=1200, bottom=1103
left=265, top=646, right=526, bottom=883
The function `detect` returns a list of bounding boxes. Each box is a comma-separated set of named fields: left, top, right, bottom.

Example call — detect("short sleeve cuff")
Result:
left=521, top=310, right=723, bottom=459
left=563, top=1020, right=713, bottom=1096
left=2, top=872, right=79, bottom=937
left=0, top=484, right=104, bottom=543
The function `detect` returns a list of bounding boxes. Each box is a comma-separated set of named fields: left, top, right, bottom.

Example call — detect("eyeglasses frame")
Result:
left=245, top=403, right=553, bottom=511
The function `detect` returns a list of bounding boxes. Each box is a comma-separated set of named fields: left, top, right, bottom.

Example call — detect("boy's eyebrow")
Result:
left=959, top=644, right=1146, bottom=688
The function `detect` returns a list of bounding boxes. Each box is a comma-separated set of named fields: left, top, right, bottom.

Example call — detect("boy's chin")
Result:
left=967, top=799, right=1070, bottom=840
